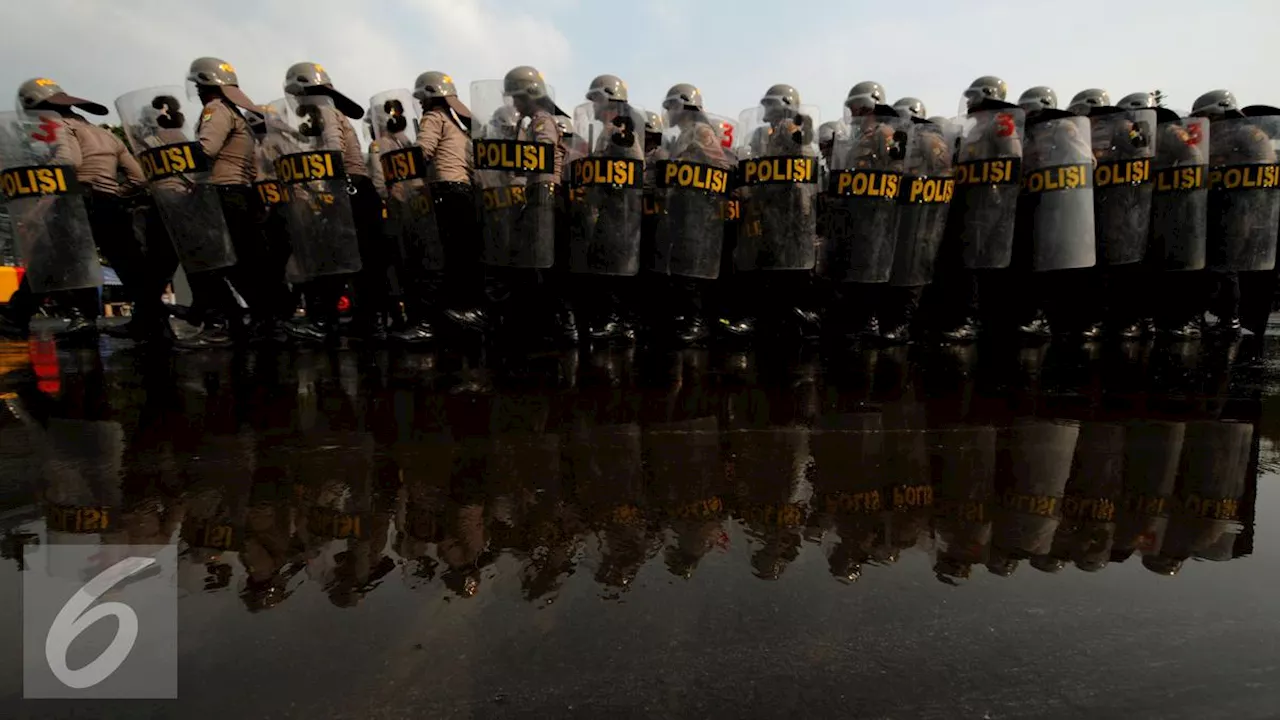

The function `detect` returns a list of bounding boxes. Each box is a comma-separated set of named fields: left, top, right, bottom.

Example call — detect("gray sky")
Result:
left=3, top=0, right=1277, bottom=127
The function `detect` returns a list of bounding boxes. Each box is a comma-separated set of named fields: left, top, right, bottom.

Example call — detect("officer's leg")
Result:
left=880, top=285, right=924, bottom=344
left=88, top=193, right=171, bottom=341
left=434, top=182, right=487, bottom=333
left=348, top=176, right=390, bottom=340
left=0, top=277, right=35, bottom=337
left=1206, top=269, right=1241, bottom=333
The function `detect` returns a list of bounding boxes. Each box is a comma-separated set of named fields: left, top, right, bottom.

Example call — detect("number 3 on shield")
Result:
left=299, top=104, right=325, bottom=137
left=720, top=122, right=734, bottom=149
left=45, top=556, right=157, bottom=689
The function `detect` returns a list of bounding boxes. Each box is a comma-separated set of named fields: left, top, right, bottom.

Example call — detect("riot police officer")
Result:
left=723, top=84, right=821, bottom=343
left=385, top=71, right=484, bottom=345
left=278, top=62, right=388, bottom=344
left=2, top=79, right=160, bottom=341
left=884, top=99, right=957, bottom=343
left=475, top=66, right=574, bottom=347
left=565, top=74, right=646, bottom=344
left=176, top=57, right=281, bottom=349
left=924, top=75, right=1021, bottom=342
left=1194, top=90, right=1280, bottom=336
left=648, top=83, right=735, bottom=346
left=821, top=80, right=908, bottom=342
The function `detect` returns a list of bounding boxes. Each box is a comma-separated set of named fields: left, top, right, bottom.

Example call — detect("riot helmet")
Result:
left=1017, top=86, right=1058, bottom=116
left=487, top=104, right=521, bottom=139
left=761, top=83, right=801, bottom=122
left=186, top=57, right=257, bottom=111
left=1118, top=92, right=1157, bottom=110
left=892, top=96, right=926, bottom=120
left=414, top=71, right=472, bottom=127
left=1068, top=88, right=1110, bottom=116
left=556, top=115, right=575, bottom=139
left=845, top=80, right=886, bottom=115
left=586, top=74, right=628, bottom=104
left=662, top=83, right=704, bottom=127
left=1191, top=89, right=1238, bottom=119
left=283, top=62, right=363, bottom=119
left=16, top=78, right=107, bottom=116
left=504, top=65, right=564, bottom=117
left=644, top=110, right=664, bottom=136
left=963, top=75, right=1009, bottom=112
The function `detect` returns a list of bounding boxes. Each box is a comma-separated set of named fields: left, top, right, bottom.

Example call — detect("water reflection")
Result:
left=0, top=338, right=1262, bottom=611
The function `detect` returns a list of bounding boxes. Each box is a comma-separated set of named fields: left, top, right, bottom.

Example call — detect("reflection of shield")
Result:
left=1020, top=112, right=1095, bottom=272
left=1206, top=115, right=1280, bottom=271
left=0, top=112, right=102, bottom=292
left=821, top=113, right=909, bottom=282
left=115, top=87, right=237, bottom=274
left=1149, top=116, right=1209, bottom=270
left=733, top=104, right=821, bottom=271
left=370, top=88, right=444, bottom=272
left=954, top=106, right=1024, bottom=269
left=1091, top=109, right=1156, bottom=265
left=268, top=95, right=361, bottom=279
left=891, top=121, right=958, bottom=286
left=568, top=101, right=645, bottom=275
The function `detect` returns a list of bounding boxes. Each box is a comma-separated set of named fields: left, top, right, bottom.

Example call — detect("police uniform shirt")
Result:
left=415, top=108, right=472, bottom=185
left=320, top=105, right=368, bottom=179
left=58, top=116, right=146, bottom=196
left=644, top=146, right=669, bottom=190
left=197, top=99, right=256, bottom=185
left=520, top=109, right=564, bottom=184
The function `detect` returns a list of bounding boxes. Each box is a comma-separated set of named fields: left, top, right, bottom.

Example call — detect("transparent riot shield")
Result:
left=116, top=86, right=236, bottom=274
left=733, top=104, right=820, bottom=271
left=370, top=89, right=444, bottom=272
left=954, top=105, right=1024, bottom=268
left=471, top=79, right=557, bottom=269
left=269, top=95, right=362, bottom=280
left=568, top=100, right=645, bottom=275
left=1206, top=115, right=1280, bottom=271
left=1021, top=112, right=1096, bottom=272
left=890, top=120, right=958, bottom=286
left=1149, top=116, right=1209, bottom=271
left=1090, top=108, right=1156, bottom=265
left=821, top=111, right=910, bottom=283
left=0, top=111, right=101, bottom=292
left=650, top=108, right=737, bottom=279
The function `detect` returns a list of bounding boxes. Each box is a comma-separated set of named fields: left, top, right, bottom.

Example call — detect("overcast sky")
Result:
left=4, top=0, right=1278, bottom=128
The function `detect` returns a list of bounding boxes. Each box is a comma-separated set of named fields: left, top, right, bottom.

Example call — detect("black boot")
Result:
left=443, top=307, right=491, bottom=334
left=937, top=317, right=979, bottom=344
left=551, top=308, right=579, bottom=346
left=176, top=321, right=235, bottom=350
left=674, top=315, right=708, bottom=346
left=390, top=322, right=436, bottom=346
left=55, top=309, right=98, bottom=343
left=1016, top=311, right=1052, bottom=339
left=587, top=312, right=635, bottom=345
left=716, top=315, right=756, bottom=343
left=1158, top=318, right=1202, bottom=339
left=283, top=317, right=338, bottom=346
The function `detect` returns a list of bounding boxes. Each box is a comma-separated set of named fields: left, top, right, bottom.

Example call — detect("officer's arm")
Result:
left=416, top=112, right=443, bottom=161
left=116, top=138, right=147, bottom=191
left=197, top=105, right=230, bottom=159
left=369, top=141, right=387, bottom=197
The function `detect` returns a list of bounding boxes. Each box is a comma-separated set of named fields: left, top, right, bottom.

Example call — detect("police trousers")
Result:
left=301, top=175, right=387, bottom=327
left=400, top=181, right=483, bottom=324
